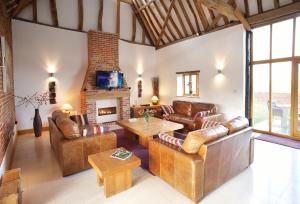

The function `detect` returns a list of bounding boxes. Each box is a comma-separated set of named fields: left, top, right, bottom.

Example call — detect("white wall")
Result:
left=12, top=20, right=156, bottom=130
left=120, top=41, right=157, bottom=105
left=156, top=25, right=246, bottom=120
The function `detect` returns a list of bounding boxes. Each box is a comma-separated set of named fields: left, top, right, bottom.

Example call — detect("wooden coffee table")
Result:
left=116, top=117, right=184, bottom=147
left=88, top=148, right=141, bottom=198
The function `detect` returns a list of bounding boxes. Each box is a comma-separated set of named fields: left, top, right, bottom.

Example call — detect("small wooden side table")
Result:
left=88, top=148, right=141, bottom=197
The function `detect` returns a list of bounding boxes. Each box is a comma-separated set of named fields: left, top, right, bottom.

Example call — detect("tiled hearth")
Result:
left=80, top=31, right=130, bottom=124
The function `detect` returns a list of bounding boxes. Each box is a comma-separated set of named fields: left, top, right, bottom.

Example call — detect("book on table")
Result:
left=111, top=149, right=132, bottom=160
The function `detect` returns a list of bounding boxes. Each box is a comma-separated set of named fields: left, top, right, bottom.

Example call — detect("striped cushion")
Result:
left=193, top=111, right=210, bottom=120
left=158, top=133, right=184, bottom=148
left=70, top=114, right=89, bottom=126
left=79, top=125, right=105, bottom=137
left=161, top=105, right=175, bottom=116
left=201, top=120, right=221, bottom=129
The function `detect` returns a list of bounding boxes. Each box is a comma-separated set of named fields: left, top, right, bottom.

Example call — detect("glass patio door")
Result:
left=293, top=60, right=300, bottom=138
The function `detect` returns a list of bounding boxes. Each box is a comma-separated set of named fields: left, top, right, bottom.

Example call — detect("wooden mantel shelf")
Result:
left=84, top=89, right=130, bottom=100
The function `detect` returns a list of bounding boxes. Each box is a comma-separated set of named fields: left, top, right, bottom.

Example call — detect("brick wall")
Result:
left=81, top=31, right=130, bottom=123
left=0, top=2, right=16, bottom=164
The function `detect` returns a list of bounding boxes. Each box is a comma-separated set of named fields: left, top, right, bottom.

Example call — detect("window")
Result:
left=251, top=16, right=299, bottom=136
left=176, top=71, right=199, bottom=97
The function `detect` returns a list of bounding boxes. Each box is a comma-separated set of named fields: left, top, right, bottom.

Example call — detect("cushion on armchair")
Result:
left=70, top=114, right=89, bottom=126
left=56, top=116, right=81, bottom=139
left=161, top=105, right=175, bottom=116
left=182, top=125, right=229, bottom=154
left=158, top=133, right=184, bottom=148
left=79, top=125, right=106, bottom=137
left=193, top=110, right=211, bottom=120
left=223, top=116, right=249, bottom=134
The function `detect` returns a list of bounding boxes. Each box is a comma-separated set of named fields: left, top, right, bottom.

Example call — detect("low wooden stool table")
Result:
left=88, top=148, right=141, bottom=197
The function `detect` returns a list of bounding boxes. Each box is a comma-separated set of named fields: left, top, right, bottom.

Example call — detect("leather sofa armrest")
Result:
left=149, top=139, right=205, bottom=202
left=194, top=113, right=223, bottom=129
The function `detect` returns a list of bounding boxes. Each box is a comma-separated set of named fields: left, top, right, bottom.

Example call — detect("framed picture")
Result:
left=0, top=36, right=12, bottom=93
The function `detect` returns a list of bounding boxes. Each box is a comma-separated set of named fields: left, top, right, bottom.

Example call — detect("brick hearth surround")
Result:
left=80, top=31, right=130, bottom=124
left=0, top=2, right=16, bottom=164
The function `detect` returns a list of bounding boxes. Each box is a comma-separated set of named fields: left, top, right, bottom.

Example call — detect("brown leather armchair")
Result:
left=165, top=101, right=223, bottom=131
left=48, top=118, right=117, bottom=176
left=149, top=126, right=254, bottom=202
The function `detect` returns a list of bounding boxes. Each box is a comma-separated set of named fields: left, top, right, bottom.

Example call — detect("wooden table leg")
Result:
left=103, top=169, right=132, bottom=197
left=97, top=174, right=103, bottom=186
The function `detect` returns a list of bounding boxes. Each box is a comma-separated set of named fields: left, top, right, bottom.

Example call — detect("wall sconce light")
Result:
left=48, top=72, right=56, bottom=104
left=138, top=74, right=142, bottom=98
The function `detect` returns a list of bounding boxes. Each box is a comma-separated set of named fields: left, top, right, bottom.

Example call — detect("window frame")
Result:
left=176, top=70, right=200, bottom=97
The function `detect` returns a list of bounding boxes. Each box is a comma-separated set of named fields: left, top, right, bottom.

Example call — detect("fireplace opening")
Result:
left=98, top=107, right=117, bottom=116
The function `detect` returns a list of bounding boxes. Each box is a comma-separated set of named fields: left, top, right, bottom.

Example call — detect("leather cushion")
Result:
left=173, top=101, right=192, bottom=117
left=52, top=110, right=67, bottom=121
left=182, top=125, right=229, bottom=154
left=56, top=116, right=80, bottom=139
left=223, top=116, right=249, bottom=134
left=70, top=114, right=89, bottom=126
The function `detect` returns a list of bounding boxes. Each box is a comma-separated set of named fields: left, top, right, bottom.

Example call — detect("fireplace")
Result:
left=98, top=107, right=117, bottom=116
left=96, top=99, right=120, bottom=123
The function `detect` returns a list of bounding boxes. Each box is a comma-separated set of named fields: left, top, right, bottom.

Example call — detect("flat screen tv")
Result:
left=96, top=71, right=124, bottom=89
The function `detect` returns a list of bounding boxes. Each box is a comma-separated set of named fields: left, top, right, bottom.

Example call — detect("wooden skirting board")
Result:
left=17, top=127, right=49, bottom=136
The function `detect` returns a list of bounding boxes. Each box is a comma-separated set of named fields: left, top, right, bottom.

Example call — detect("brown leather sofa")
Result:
left=48, top=117, right=117, bottom=176
left=165, top=101, right=223, bottom=131
left=149, top=121, right=254, bottom=202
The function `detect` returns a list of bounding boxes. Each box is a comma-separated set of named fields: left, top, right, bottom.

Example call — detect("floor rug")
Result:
left=255, top=133, right=300, bottom=150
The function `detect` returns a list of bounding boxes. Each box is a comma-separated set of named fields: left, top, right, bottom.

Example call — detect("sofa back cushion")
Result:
left=70, top=114, right=89, bottom=126
left=173, top=101, right=192, bottom=117
left=223, top=116, right=249, bottom=134
left=182, top=125, right=229, bottom=154
left=191, top=103, right=217, bottom=116
left=56, top=116, right=81, bottom=139
left=52, top=110, right=67, bottom=121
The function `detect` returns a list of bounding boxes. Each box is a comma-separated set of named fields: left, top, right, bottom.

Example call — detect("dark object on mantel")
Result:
left=33, top=108, right=42, bottom=137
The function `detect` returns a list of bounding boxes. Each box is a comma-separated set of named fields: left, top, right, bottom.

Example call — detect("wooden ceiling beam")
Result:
left=200, top=0, right=251, bottom=30
left=131, top=12, right=136, bottom=41
left=157, top=0, right=176, bottom=46
left=120, top=0, right=132, bottom=4
left=171, top=0, right=188, bottom=37
left=194, top=0, right=210, bottom=31
left=186, top=0, right=201, bottom=34
left=160, top=0, right=184, bottom=38
left=146, top=1, right=173, bottom=42
left=78, top=0, right=83, bottom=31
left=132, top=0, right=156, bottom=45
left=12, top=0, right=33, bottom=17
left=116, top=0, right=120, bottom=34
left=137, top=0, right=156, bottom=12
left=177, top=0, right=196, bottom=34
left=244, top=0, right=249, bottom=17
left=248, top=2, right=300, bottom=27
left=98, top=0, right=104, bottom=31
left=273, top=0, right=280, bottom=9
left=32, top=0, right=37, bottom=22
left=49, top=0, right=58, bottom=27
left=153, top=1, right=178, bottom=40
left=257, top=0, right=263, bottom=14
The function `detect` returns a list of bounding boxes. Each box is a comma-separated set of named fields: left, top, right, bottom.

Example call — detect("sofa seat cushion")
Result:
left=168, top=114, right=195, bottom=128
left=56, top=116, right=81, bottom=139
left=223, top=116, right=249, bottom=134
left=182, top=125, right=229, bottom=154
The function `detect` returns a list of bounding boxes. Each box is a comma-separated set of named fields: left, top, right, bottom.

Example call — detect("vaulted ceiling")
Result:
left=4, top=0, right=300, bottom=49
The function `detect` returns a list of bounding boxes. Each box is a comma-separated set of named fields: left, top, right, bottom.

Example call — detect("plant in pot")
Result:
left=15, top=92, right=49, bottom=137
left=139, top=109, right=155, bottom=123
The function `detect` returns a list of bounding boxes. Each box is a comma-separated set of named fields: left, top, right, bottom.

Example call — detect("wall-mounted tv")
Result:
left=96, top=71, right=124, bottom=89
